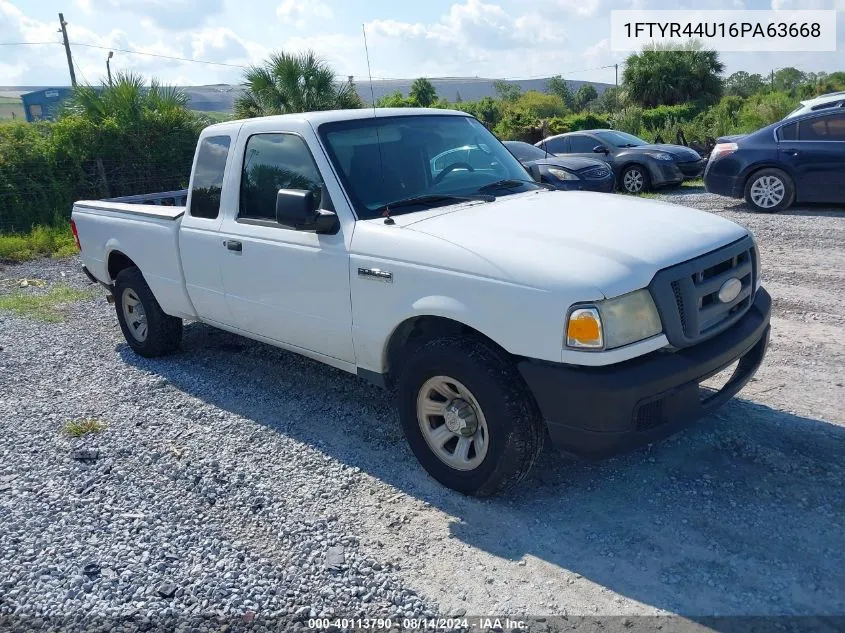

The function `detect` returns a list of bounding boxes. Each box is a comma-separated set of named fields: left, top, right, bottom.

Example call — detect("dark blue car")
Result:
left=704, top=110, right=845, bottom=212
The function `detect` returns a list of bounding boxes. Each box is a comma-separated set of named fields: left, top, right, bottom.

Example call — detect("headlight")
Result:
left=547, top=166, right=580, bottom=181
left=645, top=151, right=673, bottom=161
left=566, top=289, right=662, bottom=350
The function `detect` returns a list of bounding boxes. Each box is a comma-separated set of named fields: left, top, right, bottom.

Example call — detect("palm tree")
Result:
left=63, top=72, right=191, bottom=126
left=409, top=78, right=437, bottom=107
left=234, top=51, right=362, bottom=118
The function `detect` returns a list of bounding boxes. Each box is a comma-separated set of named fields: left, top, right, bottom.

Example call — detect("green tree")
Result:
left=409, top=78, right=437, bottom=107
left=772, top=67, right=807, bottom=93
left=623, top=44, right=724, bottom=108
left=546, top=75, right=573, bottom=109
left=573, top=84, right=599, bottom=111
left=376, top=90, right=413, bottom=108
left=594, top=86, right=623, bottom=113
left=493, top=80, right=522, bottom=102
left=234, top=51, right=361, bottom=118
left=724, top=71, right=766, bottom=98
left=515, top=91, right=567, bottom=119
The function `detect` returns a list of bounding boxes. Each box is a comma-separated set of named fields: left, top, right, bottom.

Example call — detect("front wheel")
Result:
left=620, top=165, right=650, bottom=193
left=744, top=168, right=794, bottom=213
left=397, top=336, right=545, bottom=496
left=114, top=266, right=182, bottom=358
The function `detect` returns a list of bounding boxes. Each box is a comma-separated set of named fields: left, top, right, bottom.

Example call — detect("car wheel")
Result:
left=114, top=266, right=182, bottom=358
left=397, top=336, right=545, bottom=497
left=621, top=165, right=650, bottom=193
left=744, top=168, right=795, bottom=213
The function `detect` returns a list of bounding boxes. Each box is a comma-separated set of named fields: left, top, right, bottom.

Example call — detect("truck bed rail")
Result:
left=105, top=189, right=188, bottom=207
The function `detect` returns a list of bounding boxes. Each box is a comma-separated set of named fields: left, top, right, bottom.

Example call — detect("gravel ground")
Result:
left=1, top=190, right=844, bottom=631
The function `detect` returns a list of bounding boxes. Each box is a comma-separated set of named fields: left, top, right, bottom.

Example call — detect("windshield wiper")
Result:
left=478, top=178, right=554, bottom=193
left=373, top=194, right=494, bottom=218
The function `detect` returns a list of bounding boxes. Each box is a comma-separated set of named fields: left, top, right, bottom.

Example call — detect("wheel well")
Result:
left=107, top=251, right=136, bottom=283
left=385, top=316, right=505, bottom=386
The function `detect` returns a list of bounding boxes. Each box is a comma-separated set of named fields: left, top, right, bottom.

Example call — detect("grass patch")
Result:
left=0, top=285, right=94, bottom=322
left=63, top=418, right=106, bottom=437
left=682, top=178, right=705, bottom=188
left=0, top=225, right=77, bottom=262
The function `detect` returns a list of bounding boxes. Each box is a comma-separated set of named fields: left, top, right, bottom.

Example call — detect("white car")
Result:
left=783, top=91, right=845, bottom=119
left=71, top=108, right=771, bottom=496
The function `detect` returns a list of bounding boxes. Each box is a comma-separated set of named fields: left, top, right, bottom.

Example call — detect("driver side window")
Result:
left=569, top=135, right=599, bottom=153
left=239, top=133, right=326, bottom=223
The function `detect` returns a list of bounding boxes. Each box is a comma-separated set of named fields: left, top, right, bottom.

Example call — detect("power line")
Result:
left=72, top=43, right=250, bottom=69
left=0, top=41, right=62, bottom=46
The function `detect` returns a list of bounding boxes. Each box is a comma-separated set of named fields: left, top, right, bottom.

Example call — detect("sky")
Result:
left=0, top=0, right=842, bottom=87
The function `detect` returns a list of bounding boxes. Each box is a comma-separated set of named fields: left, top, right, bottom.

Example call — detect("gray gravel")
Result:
left=1, top=190, right=844, bottom=628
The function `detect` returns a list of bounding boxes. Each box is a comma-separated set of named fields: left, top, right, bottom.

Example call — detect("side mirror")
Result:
left=275, top=189, right=338, bottom=234
left=527, top=163, right=543, bottom=182
left=593, top=145, right=608, bottom=154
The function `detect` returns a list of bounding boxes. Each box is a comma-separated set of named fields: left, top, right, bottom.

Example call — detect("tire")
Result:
left=397, top=335, right=545, bottom=497
left=743, top=168, right=795, bottom=213
left=620, top=164, right=650, bottom=193
left=114, top=266, right=182, bottom=358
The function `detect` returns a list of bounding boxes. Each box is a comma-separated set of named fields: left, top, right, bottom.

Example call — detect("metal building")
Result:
left=21, top=88, right=73, bottom=122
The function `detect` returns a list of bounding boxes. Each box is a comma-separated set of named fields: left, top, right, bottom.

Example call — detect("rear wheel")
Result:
left=397, top=336, right=544, bottom=496
left=621, top=165, right=650, bottom=193
left=744, top=168, right=794, bottom=213
left=114, top=266, right=182, bottom=357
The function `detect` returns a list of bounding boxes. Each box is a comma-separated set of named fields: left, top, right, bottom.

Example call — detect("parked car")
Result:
left=72, top=108, right=770, bottom=496
left=783, top=91, right=845, bottom=120
left=704, top=110, right=845, bottom=213
left=536, top=130, right=706, bottom=194
left=502, top=141, right=615, bottom=192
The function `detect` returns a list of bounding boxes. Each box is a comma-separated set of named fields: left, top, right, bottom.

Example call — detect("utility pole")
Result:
left=58, top=12, right=77, bottom=87
left=615, top=63, right=619, bottom=110
left=107, top=51, right=114, bottom=86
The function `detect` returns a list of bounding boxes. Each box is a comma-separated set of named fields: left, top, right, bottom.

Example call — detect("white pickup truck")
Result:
left=72, top=108, right=771, bottom=496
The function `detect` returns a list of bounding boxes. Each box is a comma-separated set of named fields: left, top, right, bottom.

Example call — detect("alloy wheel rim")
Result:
left=121, top=289, right=148, bottom=342
left=749, top=175, right=785, bottom=208
left=624, top=169, right=644, bottom=192
left=416, top=376, right=489, bottom=471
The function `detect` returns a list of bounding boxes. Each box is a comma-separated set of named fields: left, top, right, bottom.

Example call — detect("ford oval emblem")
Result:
left=718, top=278, right=742, bottom=304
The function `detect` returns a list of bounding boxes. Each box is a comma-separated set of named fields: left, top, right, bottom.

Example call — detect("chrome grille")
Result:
left=649, top=236, right=757, bottom=348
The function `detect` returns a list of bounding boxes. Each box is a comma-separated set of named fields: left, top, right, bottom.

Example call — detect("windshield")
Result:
left=594, top=130, right=648, bottom=147
left=318, top=114, right=540, bottom=219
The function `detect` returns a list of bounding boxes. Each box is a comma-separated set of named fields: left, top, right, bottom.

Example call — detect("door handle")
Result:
left=225, top=240, right=242, bottom=252
left=787, top=150, right=800, bottom=157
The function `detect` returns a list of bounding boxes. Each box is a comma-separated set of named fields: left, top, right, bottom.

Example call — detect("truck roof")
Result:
left=205, top=107, right=470, bottom=134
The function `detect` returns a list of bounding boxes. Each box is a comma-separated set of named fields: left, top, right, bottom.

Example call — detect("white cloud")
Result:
left=276, top=0, right=333, bottom=29
left=550, top=0, right=602, bottom=18
left=74, top=0, right=225, bottom=29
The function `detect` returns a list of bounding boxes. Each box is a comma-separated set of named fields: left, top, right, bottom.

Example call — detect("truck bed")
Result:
left=72, top=189, right=197, bottom=320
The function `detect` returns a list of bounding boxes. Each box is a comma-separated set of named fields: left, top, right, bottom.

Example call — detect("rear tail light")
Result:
left=70, top=218, right=81, bottom=250
left=709, top=142, right=738, bottom=161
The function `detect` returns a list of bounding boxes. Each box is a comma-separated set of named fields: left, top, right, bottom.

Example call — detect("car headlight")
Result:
left=645, top=151, right=673, bottom=161
left=547, top=166, right=580, bottom=181
left=566, top=289, right=662, bottom=350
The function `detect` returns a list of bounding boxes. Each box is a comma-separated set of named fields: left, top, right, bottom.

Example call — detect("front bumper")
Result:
left=518, top=288, right=771, bottom=457
left=647, top=162, right=684, bottom=187
left=678, top=158, right=706, bottom=178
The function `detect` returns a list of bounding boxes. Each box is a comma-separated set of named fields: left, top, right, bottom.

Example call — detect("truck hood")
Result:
left=399, top=190, right=748, bottom=298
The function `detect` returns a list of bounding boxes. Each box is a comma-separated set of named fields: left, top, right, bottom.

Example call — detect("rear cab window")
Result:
left=189, top=135, right=231, bottom=219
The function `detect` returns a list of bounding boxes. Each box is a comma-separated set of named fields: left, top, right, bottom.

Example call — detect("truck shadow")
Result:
left=119, top=323, right=845, bottom=620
